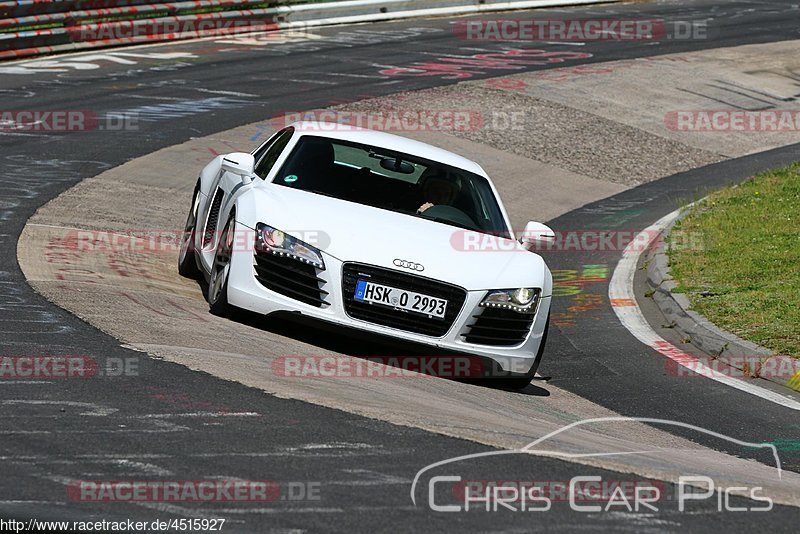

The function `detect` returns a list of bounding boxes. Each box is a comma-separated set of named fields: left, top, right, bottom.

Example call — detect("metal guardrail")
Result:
left=0, top=0, right=618, bottom=60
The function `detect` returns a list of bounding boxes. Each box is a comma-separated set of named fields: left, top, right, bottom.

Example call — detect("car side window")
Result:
left=252, top=130, right=282, bottom=163
left=255, top=127, right=294, bottom=179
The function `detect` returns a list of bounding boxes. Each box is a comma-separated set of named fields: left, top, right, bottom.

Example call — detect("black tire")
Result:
left=178, top=181, right=202, bottom=279
left=207, top=212, right=235, bottom=316
left=496, top=312, right=550, bottom=390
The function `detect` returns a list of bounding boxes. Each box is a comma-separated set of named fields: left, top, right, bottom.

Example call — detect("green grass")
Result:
left=669, top=162, right=800, bottom=358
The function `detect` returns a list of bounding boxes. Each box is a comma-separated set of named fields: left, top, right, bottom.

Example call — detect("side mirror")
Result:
left=221, top=152, right=255, bottom=184
left=519, top=221, right=556, bottom=251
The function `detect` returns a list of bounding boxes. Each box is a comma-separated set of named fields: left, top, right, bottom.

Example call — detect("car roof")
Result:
left=288, top=121, right=487, bottom=177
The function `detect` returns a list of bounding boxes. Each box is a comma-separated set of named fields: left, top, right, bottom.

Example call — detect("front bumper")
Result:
left=226, top=241, right=551, bottom=375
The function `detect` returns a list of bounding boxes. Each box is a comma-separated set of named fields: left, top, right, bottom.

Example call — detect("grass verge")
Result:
left=669, top=162, right=800, bottom=358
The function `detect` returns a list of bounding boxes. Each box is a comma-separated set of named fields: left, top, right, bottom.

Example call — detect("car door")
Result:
left=197, top=127, right=296, bottom=270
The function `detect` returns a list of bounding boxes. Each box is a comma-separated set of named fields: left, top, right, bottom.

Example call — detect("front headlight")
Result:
left=480, top=287, right=540, bottom=314
left=255, top=223, right=325, bottom=269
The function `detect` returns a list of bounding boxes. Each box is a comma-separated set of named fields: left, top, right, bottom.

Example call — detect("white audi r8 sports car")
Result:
left=178, top=122, right=554, bottom=388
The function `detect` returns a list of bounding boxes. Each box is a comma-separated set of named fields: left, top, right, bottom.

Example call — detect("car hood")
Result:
left=243, top=184, right=548, bottom=291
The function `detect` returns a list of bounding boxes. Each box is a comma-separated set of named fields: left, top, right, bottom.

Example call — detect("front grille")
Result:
left=254, top=250, right=329, bottom=307
left=342, top=263, right=466, bottom=337
left=462, top=307, right=535, bottom=346
left=202, top=188, right=224, bottom=247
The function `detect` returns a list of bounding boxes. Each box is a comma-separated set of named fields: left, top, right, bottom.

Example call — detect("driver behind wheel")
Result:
left=416, top=170, right=462, bottom=214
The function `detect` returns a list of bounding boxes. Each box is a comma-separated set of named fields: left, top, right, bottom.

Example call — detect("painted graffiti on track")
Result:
left=0, top=157, right=110, bottom=339
left=380, top=48, right=593, bottom=79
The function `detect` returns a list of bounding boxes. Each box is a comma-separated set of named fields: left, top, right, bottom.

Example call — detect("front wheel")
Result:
left=178, top=181, right=202, bottom=279
left=207, top=213, right=235, bottom=316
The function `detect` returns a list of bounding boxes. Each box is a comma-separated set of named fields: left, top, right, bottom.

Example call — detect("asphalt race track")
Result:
left=2, top=0, right=800, bottom=531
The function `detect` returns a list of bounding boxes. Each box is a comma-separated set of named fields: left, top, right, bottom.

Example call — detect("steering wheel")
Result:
left=421, top=205, right=477, bottom=228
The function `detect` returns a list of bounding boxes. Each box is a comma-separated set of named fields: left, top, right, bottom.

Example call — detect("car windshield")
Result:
left=272, top=135, right=511, bottom=238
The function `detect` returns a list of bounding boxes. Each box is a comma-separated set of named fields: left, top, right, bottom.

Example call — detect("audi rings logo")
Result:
left=393, top=259, right=424, bottom=272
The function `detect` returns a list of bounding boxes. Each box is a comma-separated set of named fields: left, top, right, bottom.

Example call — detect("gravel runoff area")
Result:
left=334, top=83, right=723, bottom=187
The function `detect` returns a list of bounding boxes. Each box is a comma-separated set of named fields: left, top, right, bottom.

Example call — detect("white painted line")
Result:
left=192, top=450, right=391, bottom=458
left=608, top=208, right=800, bottom=411
left=125, top=94, right=188, bottom=101
left=1, top=399, right=118, bottom=416
left=132, top=502, right=218, bottom=519
left=134, top=412, right=261, bottom=418
left=107, top=459, right=174, bottom=476
left=323, top=72, right=387, bottom=79
left=0, top=131, right=48, bottom=137
left=283, top=78, right=338, bottom=85
left=193, top=88, right=259, bottom=98
left=0, top=500, right=65, bottom=506
left=194, top=507, right=343, bottom=514
left=288, top=442, right=375, bottom=450
left=0, top=381, right=53, bottom=384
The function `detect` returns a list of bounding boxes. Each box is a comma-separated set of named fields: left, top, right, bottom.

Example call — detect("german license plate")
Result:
left=354, top=280, right=447, bottom=318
